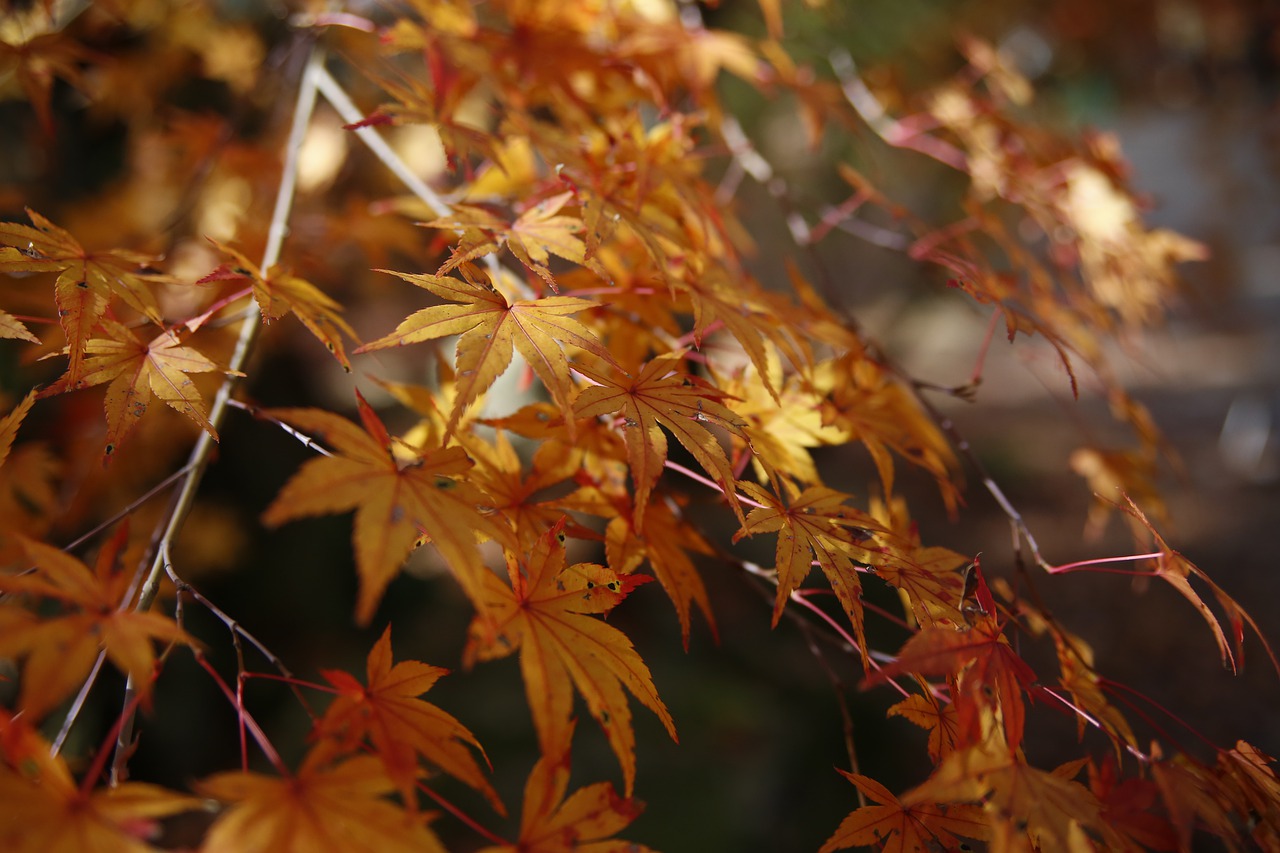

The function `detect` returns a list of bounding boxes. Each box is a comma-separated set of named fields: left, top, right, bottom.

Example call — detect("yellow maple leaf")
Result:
left=464, top=523, right=675, bottom=796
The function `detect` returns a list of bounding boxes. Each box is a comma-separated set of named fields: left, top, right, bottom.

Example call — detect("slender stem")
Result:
left=228, top=398, right=335, bottom=457
left=51, top=651, right=106, bottom=756
left=663, top=460, right=765, bottom=509
left=110, top=44, right=326, bottom=785
left=311, top=65, right=449, bottom=219
left=1045, top=552, right=1163, bottom=574
left=311, top=66, right=531, bottom=299
left=1036, top=685, right=1150, bottom=763
left=829, top=48, right=967, bottom=171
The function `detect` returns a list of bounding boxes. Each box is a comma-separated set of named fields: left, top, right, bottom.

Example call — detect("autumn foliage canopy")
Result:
left=1, top=1, right=1278, bottom=850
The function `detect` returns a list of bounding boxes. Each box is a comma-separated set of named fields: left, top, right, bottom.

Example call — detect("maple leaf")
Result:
left=0, top=210, right=166, bottom=385
left=0, top=27, right=90, bottom=136
left=719, top=353, right=849, bottom=486
left=198, top=749, right=446, bottom=853
left=504, top=192, right=592, bottom=290
left=1119, top=497, right=1279, bottom=677
left=819, top=353, right=960, bottom=513
left=734, top=479, right=884, bottom=661
left=866, top=565, right=1036, bottom=752
left=41, top=318, right=229, bottom=460
left=574, top=353, right=746, bottom=529
left=820, top=770, right=988, bottom=853
left=464, top=523, right=676, bottom=796
left=357, top=264, right=614, bottom=438
left=0, top=532, right=193, bottom=719
left=1149, top=747, right=1239, bottom=851
left=1086, top=756, right=1178, bottom=851
left=476, top=739, right=653, bottom=853
left=0, top=389, right=36, bottom=471
left=866, top=495, right=968, bottom=628
left=0, top=309, right=38, bottom=343
left=901, top=738, right=1123, bottom=852
left=199, top=241, right=357, bottom=369
left=1219, top=742, right=1280, bottom=851
left=430, top=192, right=595, bottom=291
left=0, top=390, right=58, bottom=563
left=0, top=717, right=200, bottom=853
left=466, top=429, right=585, bottom=551
left=261, top=391, right=514, bottom=622
left=1052, top=628, right=1137, bottom=754
left=604, top=497, right=716, bottom=649
left=313, top=626, right=501, bottom=811
left=888, top=687, right=959, bottom=764
left=560, top=479, right=716, bottom=647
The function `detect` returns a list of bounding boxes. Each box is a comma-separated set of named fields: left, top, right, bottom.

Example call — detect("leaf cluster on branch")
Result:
left=0, top=1, right=1277, bottom=850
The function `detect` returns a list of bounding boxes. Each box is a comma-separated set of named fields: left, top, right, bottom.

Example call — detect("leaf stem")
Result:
left=663, top=459, right=765, bottom=509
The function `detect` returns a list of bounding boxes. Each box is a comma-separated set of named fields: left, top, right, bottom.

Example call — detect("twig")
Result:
left=311, top=65, right=528, bottom=298
left=111, top=43, right=327, bottom=784
left=228, top=398, right=335, bottom=457
left=311, top=64, right=450, bottom=219
left=663, top=460, right=766, bottom=509
left=160, top=540, right=315, bottom=720
left=50, top=651, right=106, bottom=756
left=829, top=48, right=967, bottom=170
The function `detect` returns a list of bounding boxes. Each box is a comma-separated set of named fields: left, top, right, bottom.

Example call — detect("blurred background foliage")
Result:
left=1, top=0, right=1278, bottom=849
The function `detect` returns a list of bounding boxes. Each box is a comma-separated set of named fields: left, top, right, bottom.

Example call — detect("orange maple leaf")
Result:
left=887, top=687, right=960, bottom=764
left=1119, top=497, right=1279, bottom=677
left=0, top=210, right=166, bottom=385
left=504, top=191, right=592, bottom=290
left=735, top=479, right=884, bottom=662
left=866, top=495, right=968, bottom=628
left=427, top=192, right=596, bottom=291
left=357, top=264, right=613, bottom=438
left=821, top=770, right=988, bottom=853
left=0, top=309, right=38, bottom=343
left=0, top=389, right=36, bottom=471
left=0, top=715, right=200, bottom=853
left=465, top=429, right=584, bottom=552
left=870, top=560, right=1039, bottom=747
left=313, top=626, right=501, bottom=812
left=476, top=738, right=653, bottom=853
left=261, top=391, right=514, bottom=622
left=820, top=352, right=961, bottom=513
left=901, top=738, right=1122, bottom=851
left=198, top=748, right=446, bottom=853
left=198, top=241, right=358, bottom=369
left=868, top=602, right=1036, bottom=752
left=0, top=29, right=90, bottom=136
left=0, top=532, right=194, bottom=719
left=464, top=523, right=675, bottom=797
left=0, top=390, right=57, bottom=563
left=564, top=485, right=716, bottom=649
left=41, top=318, right=230, bottom=460
left=574, top=353, right=746, bottom=529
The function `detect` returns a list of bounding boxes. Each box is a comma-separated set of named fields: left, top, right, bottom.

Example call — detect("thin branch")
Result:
left=228, top=398, right=335, bottom=457
left=50, top=651, right=106, bottom=756
left=663, top=460, right=766, bottom=509
left=312, top=65, right=530, bottom=298
left=1036, top=685, right=1150, bottom=764
left=829, top=48, right=967, bottom=171
left=112, top=43, right=327, bottom=785
left=160, top=540, right=316, bottom=720
left=66, top=463, right=196, bottom=554
left=311, top=64, right=450, bottom=219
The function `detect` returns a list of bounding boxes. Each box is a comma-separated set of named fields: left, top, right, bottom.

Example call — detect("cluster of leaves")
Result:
left=1, top=1, right=1278, bottom=850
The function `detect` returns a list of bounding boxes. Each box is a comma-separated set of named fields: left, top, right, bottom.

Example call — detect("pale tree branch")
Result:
left=109, top=43, right=326, bottom=783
